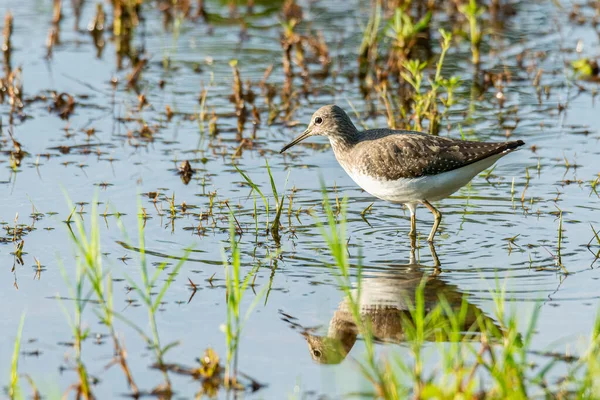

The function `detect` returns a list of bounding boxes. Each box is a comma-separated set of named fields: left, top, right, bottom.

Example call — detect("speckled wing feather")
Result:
left=348, top=130, right=524, bottom=180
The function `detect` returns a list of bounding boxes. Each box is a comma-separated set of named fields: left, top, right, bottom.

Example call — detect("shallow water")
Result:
left=1, top=0, right=599, bottom=398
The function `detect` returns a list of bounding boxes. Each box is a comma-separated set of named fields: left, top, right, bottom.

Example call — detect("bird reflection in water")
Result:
left=299, top=244, right=503, bottom=365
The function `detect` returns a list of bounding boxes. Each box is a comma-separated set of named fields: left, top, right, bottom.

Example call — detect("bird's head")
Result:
left=280, top=104, right=357, bottom=153
left=302, top=333, right=353, bottom=365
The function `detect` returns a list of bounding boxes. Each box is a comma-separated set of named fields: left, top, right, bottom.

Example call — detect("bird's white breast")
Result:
left=342, top=154, right=502, bottom=204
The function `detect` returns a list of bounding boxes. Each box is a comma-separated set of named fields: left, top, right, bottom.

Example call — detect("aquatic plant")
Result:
left=115, top=199, right=190, bottom=393
left=385, top=7, right=431, bottom=70
left=108, top=0, right=144, bottom=74
left=67, top=199, right=139, bottom=395
left=459, top=0, right=485, bottom=66
left=8, top=314, right=25, bottom=400
left=400, top=29, right=459, bottom=134
left=221, top=216, right=263, bottom=387
left=62, top=195, right=191, bottom=396
left=235, top=160, right=288, bottom=242
left=358, top=2, right=382, bottom=95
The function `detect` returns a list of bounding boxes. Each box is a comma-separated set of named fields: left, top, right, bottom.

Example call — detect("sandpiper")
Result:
left=280, top=105, right=524, bottom=242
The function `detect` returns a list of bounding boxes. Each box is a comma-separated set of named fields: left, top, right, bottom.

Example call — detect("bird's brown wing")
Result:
left=351, top=132, right=524, bottom=180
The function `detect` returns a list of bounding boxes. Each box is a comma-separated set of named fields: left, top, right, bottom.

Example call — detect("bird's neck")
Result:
left=328, top=130, right=358, bottom=156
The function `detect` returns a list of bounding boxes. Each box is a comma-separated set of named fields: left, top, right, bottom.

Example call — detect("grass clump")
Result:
left=459, top=0, right=485, bottom=66
left=67, top=198, right=139, bottom=395
left=115, top=198, right=190, bottom=393
left=59, top=195, right=192, bottom=396
left=401, top=29, right=459, bottom=134
left=235, top=159, right=288, bottom=243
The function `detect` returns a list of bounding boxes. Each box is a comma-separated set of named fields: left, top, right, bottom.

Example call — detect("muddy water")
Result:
left=1, top=0, right=599, bottom=398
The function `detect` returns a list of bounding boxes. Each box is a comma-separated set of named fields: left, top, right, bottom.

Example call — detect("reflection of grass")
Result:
left=316, top=185, right=600, bottom=398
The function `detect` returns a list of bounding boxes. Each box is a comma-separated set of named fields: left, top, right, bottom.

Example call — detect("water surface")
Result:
left=1, top=0, right=599, bottom=397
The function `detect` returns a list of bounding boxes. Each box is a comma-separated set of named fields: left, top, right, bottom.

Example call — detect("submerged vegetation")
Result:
left=1, top=0, right=600, bottom=398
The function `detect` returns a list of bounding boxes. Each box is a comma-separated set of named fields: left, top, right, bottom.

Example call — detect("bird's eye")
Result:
left=312, top=350, right=322, bottom=358
left=314, top=117, right=323, bottom=125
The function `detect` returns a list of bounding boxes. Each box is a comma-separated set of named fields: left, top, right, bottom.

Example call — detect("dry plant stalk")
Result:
left=229, top=60, right=246, bottom=138
left=2, top=11, right=12, bottom=71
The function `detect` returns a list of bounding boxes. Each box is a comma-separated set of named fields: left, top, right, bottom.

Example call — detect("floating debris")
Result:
left=127, top=58, right=147, bottom=87
left=571, top=58, right=599, bottom=80
left=49, top=92, right=75, bottom=119
left=177, top=160, right=195, bottom=185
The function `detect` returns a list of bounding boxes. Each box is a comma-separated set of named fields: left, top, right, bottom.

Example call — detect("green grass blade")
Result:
left=9, top=313, right=26, bottom=400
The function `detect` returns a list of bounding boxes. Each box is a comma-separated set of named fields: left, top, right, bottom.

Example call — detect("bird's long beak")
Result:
left=280, top=128, right=312, bottom=153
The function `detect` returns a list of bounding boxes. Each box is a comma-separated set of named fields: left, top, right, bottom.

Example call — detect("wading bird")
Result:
left=280, top=105, right=524, bottom=242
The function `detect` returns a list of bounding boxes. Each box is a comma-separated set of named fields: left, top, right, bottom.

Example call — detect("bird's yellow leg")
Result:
left=406, top=203, right=417, bottom=238
left=422, top=200, right=442, bottom=242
